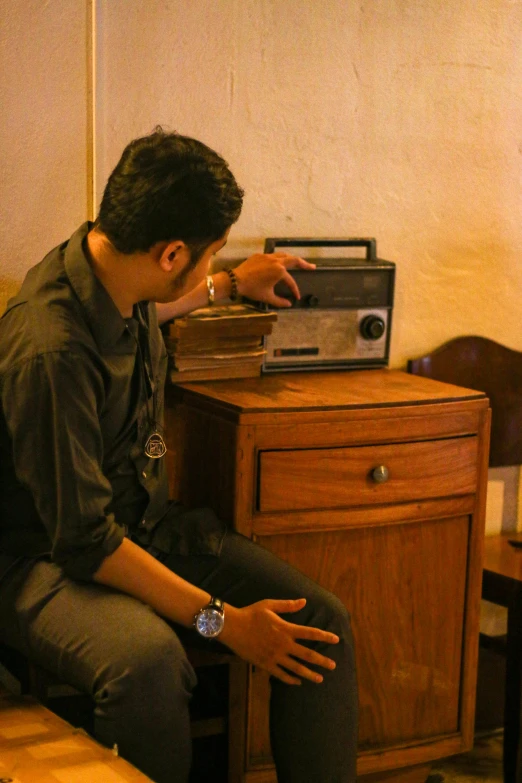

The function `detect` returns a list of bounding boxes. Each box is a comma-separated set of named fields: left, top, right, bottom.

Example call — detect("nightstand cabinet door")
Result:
left=249, top=517, right=469, bottom=765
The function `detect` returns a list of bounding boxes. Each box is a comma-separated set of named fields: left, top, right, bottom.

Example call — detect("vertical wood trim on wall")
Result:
left=517, top=468, right=522, bottom=532
left=86, top=0, right=98, bottom=221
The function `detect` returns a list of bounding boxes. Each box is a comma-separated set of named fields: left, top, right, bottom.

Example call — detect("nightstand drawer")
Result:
left=258, top=436, right=478, bottom=512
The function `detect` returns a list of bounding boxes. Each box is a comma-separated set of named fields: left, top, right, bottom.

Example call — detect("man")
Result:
left=0, top=129, right=358, bottom=782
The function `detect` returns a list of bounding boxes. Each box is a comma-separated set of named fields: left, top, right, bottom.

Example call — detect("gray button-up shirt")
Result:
left=0, top=223, right=170, bottom=580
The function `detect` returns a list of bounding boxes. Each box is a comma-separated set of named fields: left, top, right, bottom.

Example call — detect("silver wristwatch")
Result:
left=193, top=596, right=225, bottom=639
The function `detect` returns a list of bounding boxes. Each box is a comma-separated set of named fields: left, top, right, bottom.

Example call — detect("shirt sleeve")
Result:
left=2, top=347, right=125, bottom=580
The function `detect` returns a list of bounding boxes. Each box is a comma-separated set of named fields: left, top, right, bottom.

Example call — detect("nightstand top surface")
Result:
left=174, top=369, right=486, bottom=415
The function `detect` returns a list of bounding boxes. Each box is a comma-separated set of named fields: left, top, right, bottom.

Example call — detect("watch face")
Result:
left=196, top=608, right=224, bottom=638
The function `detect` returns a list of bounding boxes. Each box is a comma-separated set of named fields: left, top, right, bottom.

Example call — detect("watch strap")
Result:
left=208, top=596, right=224, bottom=612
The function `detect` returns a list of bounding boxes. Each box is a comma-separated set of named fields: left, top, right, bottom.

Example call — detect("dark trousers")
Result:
left=0, top=532, right=358, bottom=783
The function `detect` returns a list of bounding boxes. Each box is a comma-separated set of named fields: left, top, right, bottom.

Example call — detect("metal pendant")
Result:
left=145, top=432, right=167, bottom=459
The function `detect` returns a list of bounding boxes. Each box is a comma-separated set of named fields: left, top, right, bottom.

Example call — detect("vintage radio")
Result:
left=261, top=237, right=395, bottom=372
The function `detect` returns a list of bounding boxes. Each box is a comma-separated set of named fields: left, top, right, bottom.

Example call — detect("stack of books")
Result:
left=163, top=304, right=277, bottom=382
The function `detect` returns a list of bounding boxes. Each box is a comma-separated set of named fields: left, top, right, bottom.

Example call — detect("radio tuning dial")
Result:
left=360, top=315, right=385, bottom=341
left=304, top=294, right=320, bottom=308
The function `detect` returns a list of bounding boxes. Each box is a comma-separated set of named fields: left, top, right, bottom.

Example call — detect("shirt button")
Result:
left=139, top=519, right=146, bottom=528
left=142, top=471, right=147, bottom=479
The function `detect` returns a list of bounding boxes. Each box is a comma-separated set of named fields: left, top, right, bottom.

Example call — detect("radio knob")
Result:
left=360, top=315, right=385, bottom=340
left=304, top=294, right=320, bottom=308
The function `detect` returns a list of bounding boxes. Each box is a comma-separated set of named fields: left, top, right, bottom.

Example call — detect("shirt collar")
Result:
left=64, top=222, right=134, bottom=353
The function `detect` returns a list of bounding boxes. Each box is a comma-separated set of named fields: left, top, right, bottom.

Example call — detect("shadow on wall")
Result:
left=0, top=279, right=22, bottom=316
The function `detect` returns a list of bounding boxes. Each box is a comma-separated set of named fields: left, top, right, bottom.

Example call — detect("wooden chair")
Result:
left=0, top=642, right=32, bottom=694
left=408, top=335, right=522, bottom=783
left=0, top=638, right=245, bottom=782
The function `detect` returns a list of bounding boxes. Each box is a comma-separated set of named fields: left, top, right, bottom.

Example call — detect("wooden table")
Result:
left=483, top=532, right=522, bottom=781
left=0, top=684, right=155, bottom=781
left=166, top=369, right=491, bottom=783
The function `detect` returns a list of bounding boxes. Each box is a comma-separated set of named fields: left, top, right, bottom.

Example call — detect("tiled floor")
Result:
left=427, top=731, right=503, bottom=782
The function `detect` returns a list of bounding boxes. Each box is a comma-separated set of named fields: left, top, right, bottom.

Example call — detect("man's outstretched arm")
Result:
left=156, top=252, right=315, bottom=325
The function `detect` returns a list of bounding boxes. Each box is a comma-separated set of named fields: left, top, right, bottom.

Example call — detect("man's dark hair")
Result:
left=96, top=128, right=244, bottom=261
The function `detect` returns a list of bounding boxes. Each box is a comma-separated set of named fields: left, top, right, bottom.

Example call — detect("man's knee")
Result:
left=304, top=586, right=354, bottom=644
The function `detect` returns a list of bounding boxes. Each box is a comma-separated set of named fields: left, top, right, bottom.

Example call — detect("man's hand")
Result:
left=221, top=598, right=339, bottom=685
left=234, top=252, right=316, bottom=307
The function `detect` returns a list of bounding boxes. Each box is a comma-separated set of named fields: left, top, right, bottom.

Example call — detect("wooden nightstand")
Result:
left=165, top=369, right=490, bottom=783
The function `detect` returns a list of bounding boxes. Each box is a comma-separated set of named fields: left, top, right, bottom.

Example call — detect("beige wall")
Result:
left=0, top=0, right=89, bottom=315
left=95, top=0, right=522, bottom=370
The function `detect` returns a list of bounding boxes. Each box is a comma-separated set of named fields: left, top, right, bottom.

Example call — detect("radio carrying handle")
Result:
left=264, top=237, right=377, bottom=261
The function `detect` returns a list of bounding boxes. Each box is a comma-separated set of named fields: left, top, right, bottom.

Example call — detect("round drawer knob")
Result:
left=371, top=465, right=389, bottom=484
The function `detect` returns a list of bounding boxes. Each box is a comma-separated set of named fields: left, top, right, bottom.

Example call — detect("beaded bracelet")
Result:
left=224, top=267, right=239, bottom=302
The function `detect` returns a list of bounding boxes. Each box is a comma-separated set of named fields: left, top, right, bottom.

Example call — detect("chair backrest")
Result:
left=408, top=335, right=522, bottom=468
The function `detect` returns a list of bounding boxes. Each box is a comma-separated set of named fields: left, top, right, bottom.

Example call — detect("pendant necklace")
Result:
left=134, top=322, right=167, bottom=460
left=144, top=430, right=167, bottom=459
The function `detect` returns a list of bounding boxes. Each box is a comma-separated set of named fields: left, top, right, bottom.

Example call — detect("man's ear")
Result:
left=159, top=240, right=188, bottom=272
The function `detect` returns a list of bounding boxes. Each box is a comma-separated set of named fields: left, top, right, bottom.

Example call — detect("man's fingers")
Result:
left=281, top=656, right=325, bottom=684
left=290, top=641, right=337, bottom=671
left=280, top=269, right=300, bottom=300
left=275, top=253, right=316, bottom=271
left=263, top=597, right=307, bottom=614
left=295, top=257, right=316, bottom=269
left=269, top=294, right=295, bottom=309
left=236, top=251, right=315, bottom=309
left=271, top=664, right=302, bottom=686
left=288, top=623, right=340, bottom=645
left=265, top=269, right=300, bottom=307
